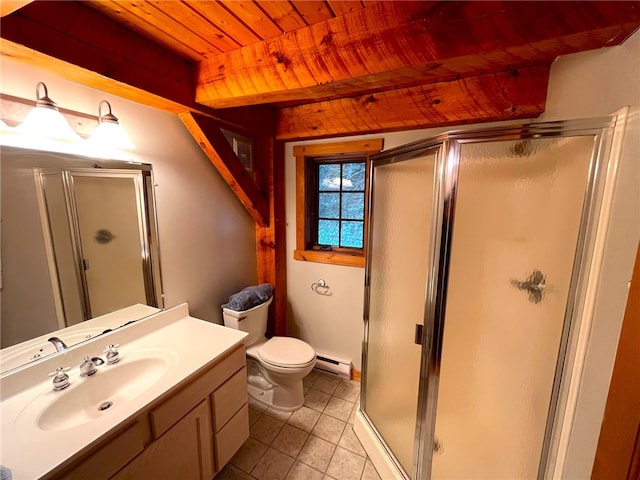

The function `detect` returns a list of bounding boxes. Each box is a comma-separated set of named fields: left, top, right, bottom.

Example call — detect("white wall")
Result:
left=0, top=59, right=258, bottom=332
left=285, top=29, right=639, bottom=475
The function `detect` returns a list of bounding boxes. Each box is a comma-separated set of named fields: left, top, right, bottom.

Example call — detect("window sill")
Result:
left=294, top=249, right=365, bottom=268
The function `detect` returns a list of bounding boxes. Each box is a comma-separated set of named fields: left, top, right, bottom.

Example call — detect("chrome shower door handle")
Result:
left=414, top=324, right=423, bottom=345
left=511, top=269, right=546, bottom=304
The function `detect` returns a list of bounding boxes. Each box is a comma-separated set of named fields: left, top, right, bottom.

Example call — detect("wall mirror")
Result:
left=0, top=146, right=163, bottom=373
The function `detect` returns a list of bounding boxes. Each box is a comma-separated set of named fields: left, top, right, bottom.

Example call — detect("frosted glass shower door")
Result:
left=70, top=173, right=148, bottom=318
left=364, top=149, right=439, bottom=476
left=431, top=136, right=596, bottom=479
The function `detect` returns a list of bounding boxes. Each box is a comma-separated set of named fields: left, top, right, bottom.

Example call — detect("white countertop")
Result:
left=0, top=304, right=247, bottom=480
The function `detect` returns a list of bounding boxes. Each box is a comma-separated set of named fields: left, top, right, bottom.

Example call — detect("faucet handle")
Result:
left=79, top=356, right=98, bottom=377
left=104, top=344, right=121, bottom=365
left=49, top=366, right=71, bottom=391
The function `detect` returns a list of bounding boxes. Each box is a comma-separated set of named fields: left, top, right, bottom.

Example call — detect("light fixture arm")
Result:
left=98, top=100, right=119, bottom=125
left=91, top=100, right=135, bottom=150
left=35, top=82, right=59, bottom=110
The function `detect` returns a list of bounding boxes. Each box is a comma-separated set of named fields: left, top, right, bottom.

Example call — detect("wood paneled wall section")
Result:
left=255, top=139, right=287, bottom=337
left=592, top=244, right=640, bottom=479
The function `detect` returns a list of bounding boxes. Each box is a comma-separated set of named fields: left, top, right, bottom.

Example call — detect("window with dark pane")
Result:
left=314, top=159, right=366, bottom=249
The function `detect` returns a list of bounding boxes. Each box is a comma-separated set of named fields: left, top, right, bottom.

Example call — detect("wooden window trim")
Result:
left=294, top=139, right=383, bottom=268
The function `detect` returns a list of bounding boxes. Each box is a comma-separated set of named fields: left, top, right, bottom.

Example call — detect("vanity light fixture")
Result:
left=88, top=100, right=136, bottom=150
left=15, top=82, right=82, bottom=142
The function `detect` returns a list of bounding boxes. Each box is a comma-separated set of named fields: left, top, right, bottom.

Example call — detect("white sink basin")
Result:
left=15, top=349, right=178, bottom=432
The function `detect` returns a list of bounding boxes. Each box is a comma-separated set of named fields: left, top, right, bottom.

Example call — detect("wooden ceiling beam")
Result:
left=276, top=65, right=550, bottom=140
left=196, top=1, right=640, bottom=108
left=0, top=1, right=270, bottom=136
left=179, top=112, right=270, bottom=227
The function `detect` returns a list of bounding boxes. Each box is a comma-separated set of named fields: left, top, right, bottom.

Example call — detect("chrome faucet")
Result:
left=48, top=336, right=68, bottom=352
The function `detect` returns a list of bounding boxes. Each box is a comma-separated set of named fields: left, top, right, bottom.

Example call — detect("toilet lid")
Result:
left=258, top=337, right=315, bottom=367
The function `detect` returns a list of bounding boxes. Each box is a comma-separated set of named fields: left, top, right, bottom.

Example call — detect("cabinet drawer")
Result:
left=150, top=346, right=244, bottom=437
left=59, top=420, right=146, bottom=480
left=212, top=367, right=247, bottom=431
left=214, top=403, right=249, bottom=472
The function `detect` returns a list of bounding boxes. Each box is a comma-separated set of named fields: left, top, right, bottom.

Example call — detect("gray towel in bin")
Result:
left=253, top=283, right=273, bottom=301
left=222, top=283, right=273, bottom=311
left=0, top=466, right=12, bottom=480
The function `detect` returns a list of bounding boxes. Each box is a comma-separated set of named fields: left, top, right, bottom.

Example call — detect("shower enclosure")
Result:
left=358, top=116, right=624, bottom=479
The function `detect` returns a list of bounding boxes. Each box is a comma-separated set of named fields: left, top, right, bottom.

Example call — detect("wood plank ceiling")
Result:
left=2, top=1, right=640, bottom=141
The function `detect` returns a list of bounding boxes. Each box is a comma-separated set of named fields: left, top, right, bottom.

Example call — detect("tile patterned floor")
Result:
left=215, top=370, right=382, bottom=480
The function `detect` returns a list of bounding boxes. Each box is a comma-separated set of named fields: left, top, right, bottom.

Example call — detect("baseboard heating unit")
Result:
left=315, top=352, right=351, bottom=380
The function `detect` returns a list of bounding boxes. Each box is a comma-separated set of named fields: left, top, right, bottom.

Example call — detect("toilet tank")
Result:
left=222, top=296, right=272, bottom=346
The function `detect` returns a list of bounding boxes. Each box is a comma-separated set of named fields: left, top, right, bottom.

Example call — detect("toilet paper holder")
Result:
left=311, top=279, right=332, bottom=296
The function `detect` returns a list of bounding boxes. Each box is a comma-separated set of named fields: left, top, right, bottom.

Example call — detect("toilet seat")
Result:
left=257, top=337, right=315, bottom=368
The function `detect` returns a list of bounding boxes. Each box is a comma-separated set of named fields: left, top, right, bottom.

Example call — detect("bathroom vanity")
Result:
left=0, top=304, right=249, bottom=480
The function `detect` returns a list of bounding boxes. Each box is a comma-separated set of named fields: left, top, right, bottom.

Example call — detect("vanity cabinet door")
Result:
left=111, top=400, right=213, bottom=480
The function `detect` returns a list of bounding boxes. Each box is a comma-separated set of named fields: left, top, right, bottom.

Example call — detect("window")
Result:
left=294, top=139, right=383, bottom=267
left=315, top=159, right=366, bottom=248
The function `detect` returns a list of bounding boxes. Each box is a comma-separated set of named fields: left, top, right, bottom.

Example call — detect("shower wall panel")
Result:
left=431, top=137, right=594, bottom=479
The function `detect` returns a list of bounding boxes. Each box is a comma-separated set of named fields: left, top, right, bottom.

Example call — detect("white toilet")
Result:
left=222, top=297, right=316, bottom=411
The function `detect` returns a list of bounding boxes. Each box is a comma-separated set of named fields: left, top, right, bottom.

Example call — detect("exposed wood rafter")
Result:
left=179, top=112, right=270, bottom=227
left=277, top=65, right=550, bottom=140
left=196, top=1, right=640, bottom=109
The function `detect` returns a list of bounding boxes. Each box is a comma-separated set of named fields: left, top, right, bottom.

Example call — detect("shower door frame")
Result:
left=360, top=116, right=620, bottom=480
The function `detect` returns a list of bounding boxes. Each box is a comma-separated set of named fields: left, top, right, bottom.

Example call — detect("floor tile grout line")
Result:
left=236, top=371, right=374, bottom=480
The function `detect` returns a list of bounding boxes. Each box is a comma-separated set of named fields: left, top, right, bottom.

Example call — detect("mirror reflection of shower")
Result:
left=36, top=168, right=160, bottom=327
